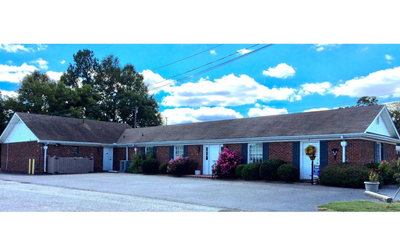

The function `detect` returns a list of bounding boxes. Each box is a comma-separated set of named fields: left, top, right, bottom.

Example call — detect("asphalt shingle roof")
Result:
left=17, top=113, right=131, bottom=144
left=117, top=105, right=385, bottom=144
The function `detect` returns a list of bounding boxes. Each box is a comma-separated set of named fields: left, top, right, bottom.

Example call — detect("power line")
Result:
left=150, top=44, right=224, bottom=71
left=164, top=44, right=260, bottom=80
left=149, top=44, right=274, bottom=92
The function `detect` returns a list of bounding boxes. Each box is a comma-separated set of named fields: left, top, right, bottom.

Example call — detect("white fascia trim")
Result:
left=36, top=140, right=116, bottom=147
left=132, top=133, right=400, bottom=147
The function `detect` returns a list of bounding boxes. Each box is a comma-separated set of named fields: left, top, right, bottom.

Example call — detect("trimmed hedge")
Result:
left=159, top=162, right=169, bottom=174
left=242, top=162, right=261, bottom=180
left=141, top=159, right=159, bottom=174
left=259, top=159, right=287, bottom=181
left=277, top=164, right=299, bottom=182
left=235, top=164, right=245, bottom=179
left=319, top=163, right=369, bottom=188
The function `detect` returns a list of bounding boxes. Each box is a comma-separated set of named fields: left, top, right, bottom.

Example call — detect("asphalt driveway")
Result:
left=1, top=171, right=399, bottom=212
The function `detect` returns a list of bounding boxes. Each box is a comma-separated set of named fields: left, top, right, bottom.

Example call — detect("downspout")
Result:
left=340, top=136, right=347, bottom=163
left=126, top=146, right=128, bottom=161
left=43, top=143, right=48, bottom=173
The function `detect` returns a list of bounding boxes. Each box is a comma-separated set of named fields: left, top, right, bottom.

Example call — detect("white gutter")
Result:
left=130, top=133, right=400, bottom=147
left=37, top=140, right=116, bottom=147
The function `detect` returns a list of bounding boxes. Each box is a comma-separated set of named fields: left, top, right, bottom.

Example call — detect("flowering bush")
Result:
left=167, top=156, right=193, bottom=176
left=368, top=168, right=380, bottom=182
left=216, top=148, right=242, bottom=178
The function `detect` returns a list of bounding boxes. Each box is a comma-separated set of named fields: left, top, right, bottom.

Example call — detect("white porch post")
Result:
left=43, top=145, right=48, bottom=172
left=340, top=141, right=347, bottom=163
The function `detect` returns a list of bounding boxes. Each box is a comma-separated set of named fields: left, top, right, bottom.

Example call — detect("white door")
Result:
left=203, top=145, right=223, bottom=175
left=300, top=141, right=320, bottom=180
left=103, top=147, right=113, bottom=171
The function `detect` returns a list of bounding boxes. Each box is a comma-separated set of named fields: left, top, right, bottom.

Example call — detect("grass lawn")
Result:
left=318, top=200, right=400, bottom=212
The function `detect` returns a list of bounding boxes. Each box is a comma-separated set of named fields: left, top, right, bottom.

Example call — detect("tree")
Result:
left=356, top=96, right=379, bottom=106
left=61, top=49, right=162, bottom=127
left=17, top=70, right=57, bottom=114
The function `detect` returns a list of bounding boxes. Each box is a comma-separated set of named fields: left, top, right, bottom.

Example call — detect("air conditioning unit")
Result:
left=120, top=160, right=127, bottom=171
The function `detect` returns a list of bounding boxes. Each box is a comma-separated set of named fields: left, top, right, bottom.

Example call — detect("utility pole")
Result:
left=165, top=117, right=168, bottom=126
left=133, top=107, right=139, bottom=128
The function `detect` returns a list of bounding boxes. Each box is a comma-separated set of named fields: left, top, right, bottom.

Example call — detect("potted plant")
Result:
left=365, top=168, right=380, bottom=192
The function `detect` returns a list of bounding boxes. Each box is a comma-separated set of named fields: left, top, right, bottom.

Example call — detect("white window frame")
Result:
left=248, top=142, right=263, bottom=163
left=174, top=145, right=184, bottom=159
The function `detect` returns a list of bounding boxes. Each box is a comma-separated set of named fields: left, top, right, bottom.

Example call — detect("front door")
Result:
left=300, top=141, right=320, bottom=180
left=203, top=145, right=223, bottom=175
left=103, top=147, right=113, bottom=171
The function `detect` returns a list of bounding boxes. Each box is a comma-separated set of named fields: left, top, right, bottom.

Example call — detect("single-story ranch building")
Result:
left=1, top=104, right=399, bottom=179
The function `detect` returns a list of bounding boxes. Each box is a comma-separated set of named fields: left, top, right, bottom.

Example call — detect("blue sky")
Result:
left=1, top=43, right=400, bottom=125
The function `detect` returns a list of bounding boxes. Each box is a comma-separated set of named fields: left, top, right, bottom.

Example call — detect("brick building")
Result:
left=1, top=105, right=399, bottom=180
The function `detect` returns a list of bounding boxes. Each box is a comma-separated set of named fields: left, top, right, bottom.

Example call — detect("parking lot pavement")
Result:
left=0, top=179, right=222, bottom=212
left=1, top=171, right=399, bottom=212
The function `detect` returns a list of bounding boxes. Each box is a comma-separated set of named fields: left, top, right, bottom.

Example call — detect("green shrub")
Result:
left=159, top=162, right=169, bottom=174
left=235, top=164, right=245, bottom=179
left=277, top=164, right=299, bottom=182
left=259, top=159, right=287, bottom=181
left=378, top=160, right=396, bottom=185
left=319, top=163, right=369, bottom=188
left=141, top=159, right=159, bottom=174
left=241, top=162, right=261, bottom=180
left=128, top=154, right=145, bottom=173
left=365, top=162, right=380, bottom=170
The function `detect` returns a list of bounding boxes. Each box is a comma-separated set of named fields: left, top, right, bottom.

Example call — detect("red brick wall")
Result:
left=326, top=140, right=396, bottom=166
left=187, top=145, right=203, bottom=172
left=269, top=142, right=293, bottom=164
left=1, top=141, right=42, bottom=174
left=114, top=147, right=126, bottom=170
left=384, top=143, right=397, bottom=162
left=154, top=146, right=170, bottom=165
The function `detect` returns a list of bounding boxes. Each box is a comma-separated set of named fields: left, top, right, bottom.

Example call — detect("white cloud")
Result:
left=237, top=48, right=251, bottom=55
left=303, top=108, right=330, bottom=113
left=331, top=66, right=400, bottom=98
left=36, top=44, right=48, bottom=51
left=46, top=71, right=64, bottom=81
left=262, top=63, right=295, bottom=79
left=0, top=90, right=18, bottom=99
left=0, top=63, right=63, bottom=83
left=313, top=44, right=339, bottom=52
left=161, top=107, right=243, bottom=125
left=31, top=58, right=48, bottom=69
left=299, top=82, right=332, bottom=96
left=60, top=60, right=66, bottom=64
left=385, top=54, right=395, bottom=60
left=141, top=69, right=175, bottom=94
left=248, top=106, right=288, bottom=117
left=210, top=50, right=216, bottom=55
left=0, top=63, right=38, bottom=83
left=0, top=44, right=33, bottom=53
left=162, top=74, right=300, bottom=107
